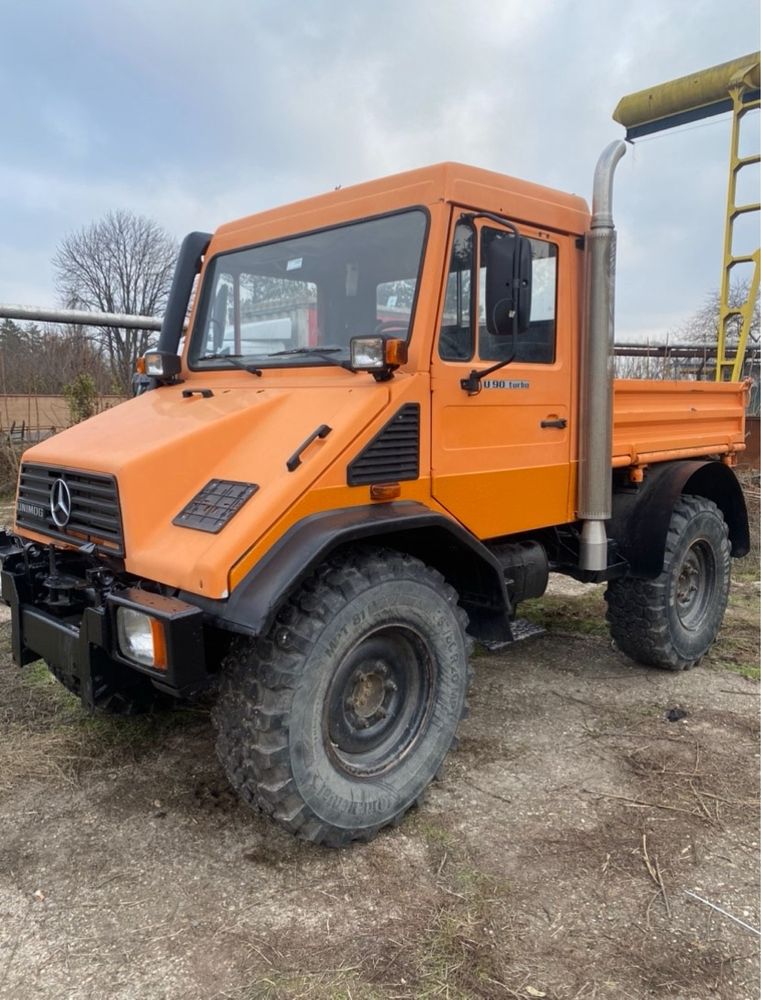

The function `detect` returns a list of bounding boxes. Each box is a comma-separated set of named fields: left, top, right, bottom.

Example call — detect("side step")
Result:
left=480, top=617, right=546, bottom=652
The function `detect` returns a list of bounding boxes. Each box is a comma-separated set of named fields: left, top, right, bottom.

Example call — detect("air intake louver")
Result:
left=15, top=464, right=124, bottom=556
left=173, top=479, right=258, bottom=533
left=347, top=403, right=420, bottom=486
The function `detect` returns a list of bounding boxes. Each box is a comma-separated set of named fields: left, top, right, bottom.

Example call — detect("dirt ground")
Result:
left=0, top=510, right=758, bottom=999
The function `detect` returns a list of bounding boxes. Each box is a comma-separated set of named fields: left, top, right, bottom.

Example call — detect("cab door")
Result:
left=430, top=213, right=575, bottom=539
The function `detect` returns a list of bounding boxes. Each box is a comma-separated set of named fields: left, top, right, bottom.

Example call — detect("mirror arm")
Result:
left=459, top=211, right=522, bottom=396
left=459, top=321, right=518, bottom=395
left=459, top=211, right=519, bottom=237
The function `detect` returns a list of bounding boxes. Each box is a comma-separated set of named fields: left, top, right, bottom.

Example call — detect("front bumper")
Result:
left=0, top=532, right=208, bottom=703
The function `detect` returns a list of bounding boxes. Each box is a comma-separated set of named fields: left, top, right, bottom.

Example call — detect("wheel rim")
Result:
left=674, top=539, right=716, bottom=630
left=324, top=625, right=435, bottom=777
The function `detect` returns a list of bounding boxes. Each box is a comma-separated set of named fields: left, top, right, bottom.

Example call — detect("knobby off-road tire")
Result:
left=605, top=495, right=731, bottom=671
left=212, top=547, right=472, bottom=846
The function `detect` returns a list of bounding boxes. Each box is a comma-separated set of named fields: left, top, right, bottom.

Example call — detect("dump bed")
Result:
left=612, top=379, right=748, bottom=468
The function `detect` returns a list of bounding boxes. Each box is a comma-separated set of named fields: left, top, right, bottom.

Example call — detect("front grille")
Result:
left=16, top=464, right=125, bottom=556
left=347, top=403, right=420, bottom=486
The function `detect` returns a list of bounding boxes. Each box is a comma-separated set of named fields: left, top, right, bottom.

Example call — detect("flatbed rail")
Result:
left=612, top=378, right=747, bottom=468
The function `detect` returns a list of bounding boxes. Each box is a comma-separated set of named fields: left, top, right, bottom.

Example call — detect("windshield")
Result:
left=189, top=209, right=428, bottom=369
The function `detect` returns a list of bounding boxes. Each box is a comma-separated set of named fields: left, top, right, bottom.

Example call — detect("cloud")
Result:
left=0, top=0, right=758, bottom=337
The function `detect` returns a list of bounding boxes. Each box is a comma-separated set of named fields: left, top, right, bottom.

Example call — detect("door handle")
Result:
left=540, top=417, right=567, bottom=429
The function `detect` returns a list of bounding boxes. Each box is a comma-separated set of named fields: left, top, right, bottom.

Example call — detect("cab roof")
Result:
left=213, top=162, right=590, bottom=250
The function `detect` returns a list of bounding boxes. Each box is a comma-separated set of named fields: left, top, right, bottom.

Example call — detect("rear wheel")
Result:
left=212, top=547, right=471, bottom=846
left=605, top=494, right=731, bottom=670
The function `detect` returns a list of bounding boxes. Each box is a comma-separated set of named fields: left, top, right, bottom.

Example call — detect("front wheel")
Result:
left=212, top=548, right=471, bottom=846
left=605, top=494, right=731, bottom=671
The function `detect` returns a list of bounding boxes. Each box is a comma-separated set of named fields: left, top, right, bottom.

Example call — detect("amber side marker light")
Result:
left=150, top=618, right=168, bottom=671
left=370, top=483, right=401, bottom=501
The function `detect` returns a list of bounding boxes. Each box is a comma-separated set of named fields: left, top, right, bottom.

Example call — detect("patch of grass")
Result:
left=734, top=557, right=760, bottom=583
left=521, top=590, right=608, bottom=636
left=411, top=866, right=514, bottom=1000
left=708, top=578, right=761, bottom=679
left=0, top=656, right=207, bottom=793
left=23, top=658, right=71, bottom=692
left=252, top=969, right=388, bottom=1000
left=708, top=656, right=760, bottom=681
left=415, top=819, right=456, bottom=850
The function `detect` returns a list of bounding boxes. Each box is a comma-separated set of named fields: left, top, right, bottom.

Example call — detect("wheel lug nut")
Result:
left=384, top=679, right=397, bottom=692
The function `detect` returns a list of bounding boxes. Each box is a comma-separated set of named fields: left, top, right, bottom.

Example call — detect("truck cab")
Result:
left=1, top=160, right=749, bottom=846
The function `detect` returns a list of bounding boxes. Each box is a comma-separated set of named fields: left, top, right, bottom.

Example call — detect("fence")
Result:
left=0, top=394, right=126, bottom=441
left=614, top=343, right=760, bottom=415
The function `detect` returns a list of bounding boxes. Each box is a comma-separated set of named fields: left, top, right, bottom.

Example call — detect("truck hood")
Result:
left=18, top=378, right=390, bottom=596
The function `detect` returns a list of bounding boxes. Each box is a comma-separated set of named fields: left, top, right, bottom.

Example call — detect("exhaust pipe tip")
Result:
left=579, top=520, right=609, bottom=572
left=591, top=140, right=628, bottom=229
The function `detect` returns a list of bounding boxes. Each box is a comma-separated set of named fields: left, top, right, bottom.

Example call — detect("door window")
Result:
left=438, top=222, right=475, bottom=361
left=478, top=227, right=558, bottom=363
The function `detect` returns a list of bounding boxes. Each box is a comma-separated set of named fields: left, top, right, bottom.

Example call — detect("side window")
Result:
left=438, top=222, right=474, bottom=361
left=478, top=228, right=558, bottom=364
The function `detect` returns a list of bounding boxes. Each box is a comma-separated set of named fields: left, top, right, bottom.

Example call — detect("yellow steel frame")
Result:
left=613, top=53, right=760, bottom=383
left=716, top=83, right=760, bottom=381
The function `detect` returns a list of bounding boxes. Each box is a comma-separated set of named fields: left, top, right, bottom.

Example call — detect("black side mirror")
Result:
left=485, top=234, right=532, bottom=336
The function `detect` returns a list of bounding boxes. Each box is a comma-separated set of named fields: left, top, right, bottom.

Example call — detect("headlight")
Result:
left=350, top=337, right=386, bottom=370
left=141, top=350, right=181, bottom=381
left=349, top=336, right=408, bottom=376
left=116, top=607, right=166, bottom=669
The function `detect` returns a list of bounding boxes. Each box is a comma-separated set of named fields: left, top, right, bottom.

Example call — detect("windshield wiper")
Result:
left=266, top=347, right=355, bottom=371
left=267, top=347, right=340, bottom=356
left=196, top=353, right=262, bottom=376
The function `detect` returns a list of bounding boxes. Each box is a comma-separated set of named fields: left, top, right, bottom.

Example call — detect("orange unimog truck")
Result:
left=1, top=145, right=750, bottom=845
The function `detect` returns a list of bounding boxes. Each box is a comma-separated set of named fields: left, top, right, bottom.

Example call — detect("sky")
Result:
left=0, top=0, right=759, bottom=341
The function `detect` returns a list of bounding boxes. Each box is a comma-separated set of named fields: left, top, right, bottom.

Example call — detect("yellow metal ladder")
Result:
left=716, top=79, right=760, bottom=381
left=613, top=52, right=761, bottom=383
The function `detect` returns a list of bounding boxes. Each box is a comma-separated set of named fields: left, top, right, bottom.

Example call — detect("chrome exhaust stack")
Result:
left=578, top=140, right=627, bottom=572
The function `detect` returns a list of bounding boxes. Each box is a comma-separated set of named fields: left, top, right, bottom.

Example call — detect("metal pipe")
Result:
left=578, top=139, right=627, bottom=572
left=0, top=303, right=162, bottom=330
left=613, top=52, right=760, bottom=139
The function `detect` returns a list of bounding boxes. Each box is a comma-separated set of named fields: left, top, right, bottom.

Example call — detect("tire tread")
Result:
left=213, top=546, right=472, bottom=846
left=605, top=495, right=730, bottom=671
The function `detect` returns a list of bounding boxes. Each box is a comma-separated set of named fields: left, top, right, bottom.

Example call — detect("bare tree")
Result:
left=614, top=280, right=760, bottom=384
left=53, top=211, right=177, bottom=392
left=0, top=319, right=111, bottom=394
left=675, top=280, right=759, bottom=351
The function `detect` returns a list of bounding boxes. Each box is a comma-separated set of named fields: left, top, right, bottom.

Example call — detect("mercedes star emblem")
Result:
left=50, top=478, right=72, bottom=528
